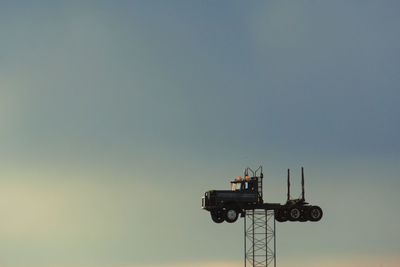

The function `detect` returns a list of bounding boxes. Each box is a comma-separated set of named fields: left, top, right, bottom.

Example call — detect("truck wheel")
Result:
left=224, top=207, right=239, bottom=223
left=308, top=206, right=323, bottom=222
left=211, top=210, right=224, bottom=223
left=275, top=208, right=288, bottom=222
left=298, top=207, right=308, bottom=222
left=288, top=207, right=301, bottom=221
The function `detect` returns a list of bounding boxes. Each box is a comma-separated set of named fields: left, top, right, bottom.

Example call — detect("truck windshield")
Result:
left=231, top=182, right=242, bottom=191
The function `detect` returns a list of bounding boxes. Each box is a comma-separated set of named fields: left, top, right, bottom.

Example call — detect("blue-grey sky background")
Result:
left=1, top=1, right=399, bottom=267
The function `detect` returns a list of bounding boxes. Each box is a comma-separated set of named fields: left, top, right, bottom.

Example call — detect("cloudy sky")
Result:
left=1, top=1, right=399, bottom=267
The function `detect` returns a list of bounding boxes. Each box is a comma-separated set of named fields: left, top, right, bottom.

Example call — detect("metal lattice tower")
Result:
left=244, top=209, right=276, bottom=267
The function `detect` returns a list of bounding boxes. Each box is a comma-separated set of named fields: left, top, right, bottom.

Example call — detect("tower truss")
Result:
left=244, top=209, right=276, bottom=267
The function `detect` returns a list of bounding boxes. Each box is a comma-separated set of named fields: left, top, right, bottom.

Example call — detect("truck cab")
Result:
left=202, top=169, right=264, bottom=223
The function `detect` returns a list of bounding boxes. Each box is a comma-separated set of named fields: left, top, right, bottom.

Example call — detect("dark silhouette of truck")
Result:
left=201, top=167, right=323, bottom=223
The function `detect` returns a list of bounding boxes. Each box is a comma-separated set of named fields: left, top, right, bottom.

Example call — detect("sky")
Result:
left=0, top=1, right=400, bottom=267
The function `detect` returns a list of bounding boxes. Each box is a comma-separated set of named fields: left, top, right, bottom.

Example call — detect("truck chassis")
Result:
left=202, top=167, right=323, bottom=223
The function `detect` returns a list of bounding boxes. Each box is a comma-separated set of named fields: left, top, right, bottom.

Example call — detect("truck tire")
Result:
left=307, top=206, right=323, bottom=222
left=224, top=207, right=239, bottom=223
left=211, top=210, right=224, bottom=223
left=298, top=207, right=308, bottom=222
left=288, top=207, right=301, bottom=221
left=275, top=208, right=288, bottom=222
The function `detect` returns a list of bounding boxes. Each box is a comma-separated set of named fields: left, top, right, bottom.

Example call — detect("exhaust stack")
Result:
left=287, top=169, right=291, bottom=202
left=301, top=167, right=305, bottom=201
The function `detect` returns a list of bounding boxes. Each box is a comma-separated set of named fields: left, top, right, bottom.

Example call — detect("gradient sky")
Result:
left=1, top=1, right=400, bottom=267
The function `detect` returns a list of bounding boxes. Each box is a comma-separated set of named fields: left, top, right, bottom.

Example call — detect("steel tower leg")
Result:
left=244, top=210, right=276, bottom=267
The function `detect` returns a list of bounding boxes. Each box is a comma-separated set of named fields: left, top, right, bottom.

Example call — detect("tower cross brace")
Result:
left=244, top=209, right=276, bottom=267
